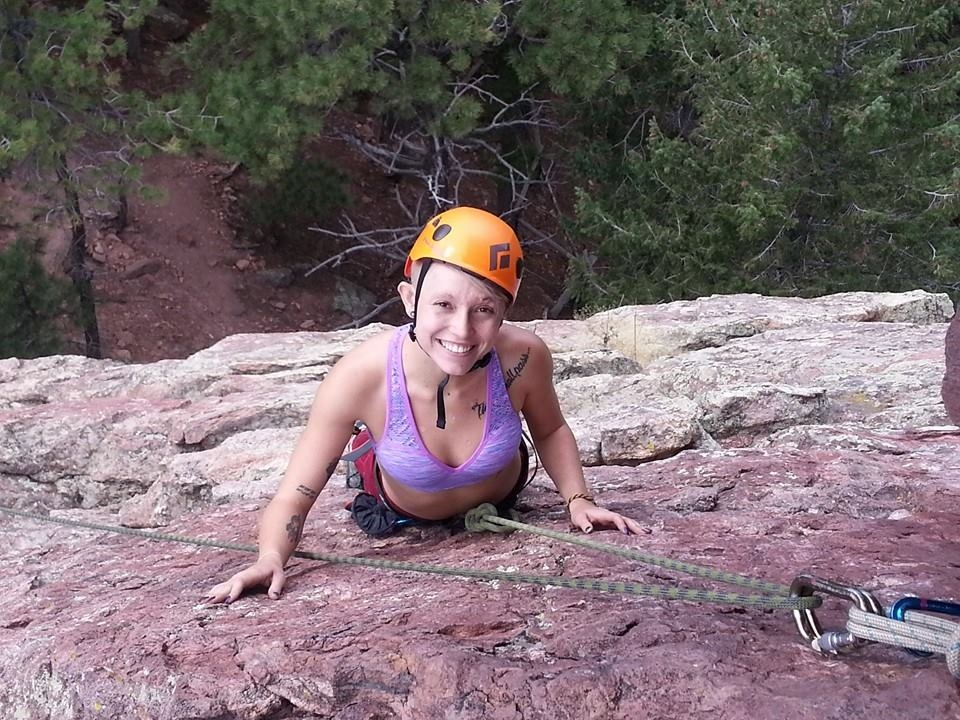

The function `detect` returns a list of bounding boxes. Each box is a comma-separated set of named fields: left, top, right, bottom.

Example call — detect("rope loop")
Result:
left=464, top=503, right=513, bottom=533
left=846, top=605, right=960, bottom=677
left=948, top=624, right=960, bottom=679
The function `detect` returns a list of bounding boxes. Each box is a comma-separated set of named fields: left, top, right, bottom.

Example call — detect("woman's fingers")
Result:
left=225, top=578, right=246, bottom=604
left=267, top=569, right=286, bottom=600
left=202, top=581, right=233, bottom=605
left=204, top=578, right=243, bottom=605
left=575, top=507, right=651, bottom=535
left=624, top=516, right=651, bottom=535
left=203, top=563, right=283, bottom=605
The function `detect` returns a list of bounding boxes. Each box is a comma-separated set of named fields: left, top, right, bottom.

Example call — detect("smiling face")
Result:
left=399, top=261, right=509, bottom=376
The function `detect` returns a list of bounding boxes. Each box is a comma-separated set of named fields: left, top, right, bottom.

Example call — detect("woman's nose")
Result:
left=451, top=308, right=471, bottom=336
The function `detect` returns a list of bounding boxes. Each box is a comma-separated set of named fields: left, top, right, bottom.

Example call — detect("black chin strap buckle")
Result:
left=435, top=374, right=450, bottom=429
left=433, top=353, right=490, bottom=430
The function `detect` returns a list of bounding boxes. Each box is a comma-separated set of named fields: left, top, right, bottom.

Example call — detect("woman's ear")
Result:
left=397, top=280, right=415, bottom=316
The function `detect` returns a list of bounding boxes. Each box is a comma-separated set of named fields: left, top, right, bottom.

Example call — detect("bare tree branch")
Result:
left=307, top=55, right=575, bottom=305
left=334, top=296, right=401, bottom=330
left=305, top=214, right=419, bottom=277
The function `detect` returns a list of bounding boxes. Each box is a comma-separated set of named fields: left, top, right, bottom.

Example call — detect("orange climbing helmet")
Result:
left=404, top=206, right=524, bottom=303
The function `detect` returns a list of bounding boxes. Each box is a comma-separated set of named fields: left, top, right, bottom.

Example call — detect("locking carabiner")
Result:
left=790, top=574, right=884, bottom=654
left=888, top=596, right=960, bottom=658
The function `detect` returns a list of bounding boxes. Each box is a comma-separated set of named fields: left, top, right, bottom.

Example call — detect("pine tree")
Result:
left=1, top=0, right=156, bottom=357
left=572, top=1, right=960, bottom=305
left=144, top=1, right=660, bottom=276
left=0, top=239, right=75, bottom=359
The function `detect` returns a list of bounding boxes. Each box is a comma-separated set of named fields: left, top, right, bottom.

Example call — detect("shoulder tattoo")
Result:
left=504, top=348, right=531, bottom=389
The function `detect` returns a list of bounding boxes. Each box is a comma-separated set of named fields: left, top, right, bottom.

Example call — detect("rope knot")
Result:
left=464, top=503, right=515, bottom=533
left=948, top=623, right=960, bottom=679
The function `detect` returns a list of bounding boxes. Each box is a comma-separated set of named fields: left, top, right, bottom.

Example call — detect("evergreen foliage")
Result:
left=238, top=157, right=348, bottom=247
left=0, top=0, right=154, bottom=175
left=1, top=0, right=156, bottom=357
left=572, top=1, right=960, bottom=305
left=0, top=239, right=74, bottom=359
left=143, top=1, right=393, bottom=177
left=149, top=0, right=658, bottom=275
left=4, top=0, right=958, bottom=331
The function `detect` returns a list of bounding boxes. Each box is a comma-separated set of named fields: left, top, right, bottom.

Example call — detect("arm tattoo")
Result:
left=285, top=514, right=303, bottom=545
left=324, top=459, right=338, bottom=479
left=504, top=348, right=530, bottom=388
left=295, top=459, right=336, bottom=500
left=472, top=400, right=487, bottom=419
left=296, top=484, right=319, bottom=499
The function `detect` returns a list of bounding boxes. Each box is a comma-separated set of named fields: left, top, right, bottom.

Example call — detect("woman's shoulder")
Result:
left=329, top=325, right=399, bottom=378
left=355, top=324, right=402, bottom=353
left=306, top=327, right=398, bottom=432
left=495, top=323, right=553, bottom=393
left=317, top=325, right=398, bottom=412
left=496, top=322, right=551, bottom=359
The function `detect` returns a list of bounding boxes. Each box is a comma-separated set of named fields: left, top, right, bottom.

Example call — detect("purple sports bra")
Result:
left=374, top=325, right=523, bottom=492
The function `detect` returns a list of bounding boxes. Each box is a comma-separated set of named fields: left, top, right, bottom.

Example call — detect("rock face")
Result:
left=0, top=290, right=958, bottom=720
left=944, top=310, right=960, bottom=424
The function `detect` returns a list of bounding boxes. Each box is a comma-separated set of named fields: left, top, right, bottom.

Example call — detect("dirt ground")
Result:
left=2, top=149, right=569, bottom=363
left=1, top=14, right=572, bottom=364
left=84, top=152, right=357, bottom=363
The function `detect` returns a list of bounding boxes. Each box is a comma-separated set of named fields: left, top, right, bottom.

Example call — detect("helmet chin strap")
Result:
left=407, top=259, right=430, bottom=345
left=407, top=259, right=492, bottom=430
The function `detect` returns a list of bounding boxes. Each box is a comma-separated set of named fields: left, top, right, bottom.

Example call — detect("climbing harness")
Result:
left=1, top=503, right=956, bottom=678
left=343, top=422, right=375, bottom=489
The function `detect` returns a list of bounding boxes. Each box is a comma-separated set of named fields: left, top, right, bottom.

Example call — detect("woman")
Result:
left=206, top=206, right=643, bottom=604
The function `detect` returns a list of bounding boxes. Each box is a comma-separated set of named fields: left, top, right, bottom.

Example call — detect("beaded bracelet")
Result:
left=565, top=492, right=595, bottom=510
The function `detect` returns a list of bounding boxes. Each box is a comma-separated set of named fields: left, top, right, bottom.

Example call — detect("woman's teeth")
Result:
left=439, top=340, right=471, bottom=354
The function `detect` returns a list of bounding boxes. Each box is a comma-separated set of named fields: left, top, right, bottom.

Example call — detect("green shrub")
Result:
left=0, top=240, right=75, bottom=359
left=238, top=157, right=348, bottom=247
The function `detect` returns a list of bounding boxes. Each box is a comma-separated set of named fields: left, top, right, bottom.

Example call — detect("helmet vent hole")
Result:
left=432, top=224, right=452, bottom=241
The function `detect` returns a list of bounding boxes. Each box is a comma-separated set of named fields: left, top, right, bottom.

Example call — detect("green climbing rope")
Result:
left=464, top=503, right=793, bottom=595
left=0, top=504, right=820, bottom=611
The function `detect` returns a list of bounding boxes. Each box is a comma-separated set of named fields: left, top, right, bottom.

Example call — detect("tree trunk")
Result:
left=56, top=154, right=102, bottom=359
left=116, top=189, right=129, bottom=232
left=124, top=27, right=142, bottom=64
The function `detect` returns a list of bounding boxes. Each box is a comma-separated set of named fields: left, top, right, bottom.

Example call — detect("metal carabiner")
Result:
left=790, top=574, right=884, bottom=654
left=888, top=596, right=960, bottom=658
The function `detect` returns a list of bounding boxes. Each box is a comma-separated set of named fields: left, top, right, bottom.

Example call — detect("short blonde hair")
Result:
left=409, top=259, right=511, bottom=315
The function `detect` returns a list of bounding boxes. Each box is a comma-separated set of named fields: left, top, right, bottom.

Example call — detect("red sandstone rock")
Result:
left=943, top=311, right=960, bottom=424
left=0, top=291, right=957, bottom=718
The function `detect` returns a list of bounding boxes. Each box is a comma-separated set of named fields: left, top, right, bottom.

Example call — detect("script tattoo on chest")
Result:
left=472, top=400, right=487, bottom=419
left=504, top=348, right=530, bottom=388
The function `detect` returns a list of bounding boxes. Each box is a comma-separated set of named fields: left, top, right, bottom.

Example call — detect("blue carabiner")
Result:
left=888, top=596, right=960, bottom=658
